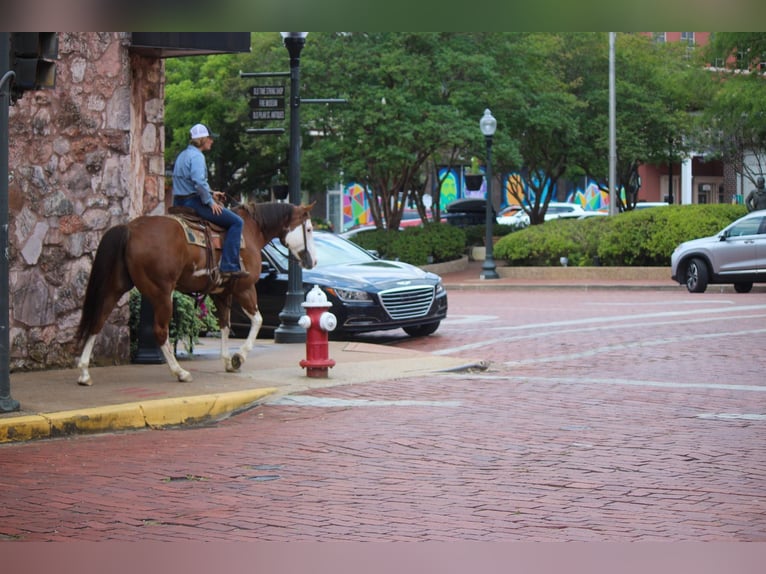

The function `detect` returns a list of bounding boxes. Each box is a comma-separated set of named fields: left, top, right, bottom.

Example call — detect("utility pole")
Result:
left=0, top=32, right=19, bottom=412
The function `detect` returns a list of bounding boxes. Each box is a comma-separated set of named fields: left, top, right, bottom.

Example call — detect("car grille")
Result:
left=379, top=286, right=435, bottom=320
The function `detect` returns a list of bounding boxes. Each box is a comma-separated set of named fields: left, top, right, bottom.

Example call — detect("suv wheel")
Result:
left=685, top=258, right=709, bottom=293
left=734, top=282, right=753, bottom=293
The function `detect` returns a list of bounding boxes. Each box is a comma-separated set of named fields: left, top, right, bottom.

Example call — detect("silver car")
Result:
left=671, top=210, right=766, bottom=293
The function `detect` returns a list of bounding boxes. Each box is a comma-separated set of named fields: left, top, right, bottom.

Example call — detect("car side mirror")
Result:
left=719, top=232, right=729, bottom=241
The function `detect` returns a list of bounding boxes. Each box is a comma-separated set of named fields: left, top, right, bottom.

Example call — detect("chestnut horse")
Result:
left=75, top=201, right=317, bottom=386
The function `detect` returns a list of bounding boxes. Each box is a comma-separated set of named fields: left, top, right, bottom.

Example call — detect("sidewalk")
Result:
left=0, top=261, right=745, bottom=443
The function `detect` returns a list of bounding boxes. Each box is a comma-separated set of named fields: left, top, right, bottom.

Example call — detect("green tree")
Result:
left=298, top=32, right=511, bottom=229
left=575, top=33, right=711, bottom=212
left=699, top=33, right=766, bottom=187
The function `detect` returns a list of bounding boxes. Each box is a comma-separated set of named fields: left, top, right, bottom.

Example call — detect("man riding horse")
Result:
left=172, top=123, right=248, bottom=280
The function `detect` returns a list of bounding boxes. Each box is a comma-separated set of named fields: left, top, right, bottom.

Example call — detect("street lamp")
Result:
left=275, top=32, right=309, bottom=344
left=479, top=108, right=499, bottom=280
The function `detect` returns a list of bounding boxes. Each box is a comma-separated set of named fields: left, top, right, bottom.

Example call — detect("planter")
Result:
left=464, top=174, right=483, bottom=191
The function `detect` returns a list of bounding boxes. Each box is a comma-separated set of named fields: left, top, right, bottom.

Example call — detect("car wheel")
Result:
left=685, top=258, right=709, bottom=293
left=734, top=282, right=753, bottom=293
left=403, top=322, right=440, bottom=337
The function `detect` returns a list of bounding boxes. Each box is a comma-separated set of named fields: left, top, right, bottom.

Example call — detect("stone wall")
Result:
left=7, top=32, right=165, bottom=371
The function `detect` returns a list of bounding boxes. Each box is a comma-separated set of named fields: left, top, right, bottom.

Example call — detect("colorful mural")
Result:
left=342, top=183, right=370, bottom=230
left=341, top=172, right=626, bottom=231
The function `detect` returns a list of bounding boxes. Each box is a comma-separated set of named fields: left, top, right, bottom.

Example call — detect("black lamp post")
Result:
left=479, top=108, right=499, bottom=280
left=275, top=32, right=308, bottom=344
left=0, top=34, right=19, bottom=412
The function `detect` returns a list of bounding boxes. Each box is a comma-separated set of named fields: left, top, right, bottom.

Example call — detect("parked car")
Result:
left=444, top=198, right=494, bottom=227
left=671, top=210, right=766, bottom=293
left=634, top=201, right=669, bottom=210
left=231, top=231, right=448, bottom=338
left=496, top=202, right=587, bottom=227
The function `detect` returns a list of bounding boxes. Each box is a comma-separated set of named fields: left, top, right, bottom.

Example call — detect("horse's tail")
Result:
left=75, top=224, right=133, bottom=345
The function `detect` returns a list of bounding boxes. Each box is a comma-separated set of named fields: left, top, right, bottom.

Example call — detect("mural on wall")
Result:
left=341, top=171, right=625, bottom=231
left=437, top=167, right=460, bottom=211
left=342, top=183, right=371, bottom=230
left=498, top=173, right=615, bottom=212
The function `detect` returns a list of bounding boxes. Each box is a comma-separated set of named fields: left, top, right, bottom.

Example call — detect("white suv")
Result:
left=496, top=202, right=586, bottom=227
left=671, top=210, right=766, bottom=293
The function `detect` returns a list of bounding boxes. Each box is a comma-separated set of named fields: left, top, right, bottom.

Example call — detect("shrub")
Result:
left=349, top=223, right=466, bottom=265
left=129, top=290, right=219, bottom=358
left=494, top=205, right=747, bottom=266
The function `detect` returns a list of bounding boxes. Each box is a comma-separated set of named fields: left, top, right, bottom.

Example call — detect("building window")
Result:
left=653, top=33, right=666, bottom=44
left=680, top=32, right=695, bottom=46
left=736, top=50, right=748, bottom=70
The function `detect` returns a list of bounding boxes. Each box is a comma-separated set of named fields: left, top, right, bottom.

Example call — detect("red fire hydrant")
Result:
left=298, top=285, right=337, bottom=378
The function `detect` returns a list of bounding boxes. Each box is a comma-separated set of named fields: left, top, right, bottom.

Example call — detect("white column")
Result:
left=681, top=156, right=693, bottom=204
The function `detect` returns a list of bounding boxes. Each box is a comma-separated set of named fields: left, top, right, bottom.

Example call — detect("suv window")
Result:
left=726, top=217, right=764, bottom=238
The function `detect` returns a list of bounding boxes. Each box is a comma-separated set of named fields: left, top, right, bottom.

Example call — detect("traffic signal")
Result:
left=10, top=33, right=58, bottom=101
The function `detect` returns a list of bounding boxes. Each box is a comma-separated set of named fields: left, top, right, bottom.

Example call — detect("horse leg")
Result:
left=159, top=339, right=192, bottom=382
left=212, top=294, right=239, bottom=372
left=76, top=335, right=97, bottom=386
left=147, top=291, right=192, bottom=382
left=235, top=307, right=263, bottom=364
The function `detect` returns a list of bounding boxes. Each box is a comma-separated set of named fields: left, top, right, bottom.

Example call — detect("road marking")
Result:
left=434, top=309, right=766, bottom=355
left=499, top=328, right=766, bottom=367
left=270, top=396, right=461, bottom=408
left=696, top=413, right=766, bottom=420
left=446, top=374, right=766, bottom=393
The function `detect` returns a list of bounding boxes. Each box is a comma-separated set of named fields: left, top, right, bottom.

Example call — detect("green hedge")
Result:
left=494, top=204, right=748, bottom=266
left=349, top=223, right=466, bottom=266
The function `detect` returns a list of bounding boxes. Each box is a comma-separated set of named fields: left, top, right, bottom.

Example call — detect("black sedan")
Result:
left=231, top=231, right=448, bottom=338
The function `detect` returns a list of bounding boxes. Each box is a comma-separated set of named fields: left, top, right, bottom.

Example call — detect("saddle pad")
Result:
left=167, top=215, right=245, bottom=250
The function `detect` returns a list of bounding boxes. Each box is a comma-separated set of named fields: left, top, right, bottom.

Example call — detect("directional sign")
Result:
left=250, top=110, right=285, bottom=120
left=249, top=96, right=285, bottom=109
left=248, top=85, right=285, bottom=97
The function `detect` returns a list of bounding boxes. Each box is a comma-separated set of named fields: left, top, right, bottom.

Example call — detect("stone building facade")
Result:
left=8, top=32, right=166, bottom=371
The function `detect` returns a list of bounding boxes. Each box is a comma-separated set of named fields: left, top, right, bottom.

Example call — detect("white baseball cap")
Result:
left=190, top=123, right=216, bottom=139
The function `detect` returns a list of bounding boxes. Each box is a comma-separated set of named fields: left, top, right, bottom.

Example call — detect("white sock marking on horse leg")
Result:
left=76, top=335, right=96, bottom=386
left=161, top=340, right=192, bottom=382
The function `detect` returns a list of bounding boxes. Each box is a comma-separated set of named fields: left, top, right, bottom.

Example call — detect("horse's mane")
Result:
left=240, top=201, right=294, bottom=237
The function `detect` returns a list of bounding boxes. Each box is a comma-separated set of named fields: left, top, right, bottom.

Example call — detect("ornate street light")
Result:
left=275, top=32, right=309, bottom=343
left=479, top=108, right=499, bottom=280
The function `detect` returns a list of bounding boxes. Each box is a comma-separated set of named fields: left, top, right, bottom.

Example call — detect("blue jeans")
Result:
left=173, top=195, right=245, bottom=273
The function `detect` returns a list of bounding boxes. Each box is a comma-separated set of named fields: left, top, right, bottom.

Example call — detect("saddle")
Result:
left=167, top=206, right=245, bottom=293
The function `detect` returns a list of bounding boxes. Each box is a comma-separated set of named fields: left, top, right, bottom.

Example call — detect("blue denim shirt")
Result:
left=172, top=145, right=214, bottom=206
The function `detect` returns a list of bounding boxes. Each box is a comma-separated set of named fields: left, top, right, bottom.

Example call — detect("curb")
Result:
left=0, top=388, right=277, bottom=444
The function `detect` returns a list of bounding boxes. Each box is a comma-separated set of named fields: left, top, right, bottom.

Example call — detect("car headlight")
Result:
left=327, top=287, right=372, bottom=302
left=435, top=281, right=445, bottom=295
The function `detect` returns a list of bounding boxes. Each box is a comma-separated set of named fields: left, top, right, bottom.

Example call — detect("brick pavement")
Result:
left=1, top=286, right=764, bottom=542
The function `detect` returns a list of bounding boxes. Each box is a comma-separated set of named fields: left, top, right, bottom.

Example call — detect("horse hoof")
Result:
left=178, top=371, right=193, bottom=382
left=230, top=353, right=243, bottom=371
left=77, top=378, right=93, bottom=387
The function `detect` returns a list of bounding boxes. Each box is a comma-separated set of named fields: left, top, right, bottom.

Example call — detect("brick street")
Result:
left=1, top=287, right=765, bottom=541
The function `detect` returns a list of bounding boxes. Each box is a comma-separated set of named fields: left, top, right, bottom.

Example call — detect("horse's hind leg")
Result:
left=147, top=292, right=193, bottom=382
left=76, top=335, right=97, bottom=386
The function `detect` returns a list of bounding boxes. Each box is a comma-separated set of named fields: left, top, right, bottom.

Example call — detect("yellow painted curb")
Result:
left=47, top=403, right=146, bottom=437
left=0, top=415, right=51, bottom=443
left=141, top=388, right=277, bottom=428
left=0, top=388, right=278, bottom=443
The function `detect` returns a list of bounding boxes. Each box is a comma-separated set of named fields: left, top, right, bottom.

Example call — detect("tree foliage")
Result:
left=697, top=33, right=766, bottom=187
left=162, top=32, right=749, bottom=228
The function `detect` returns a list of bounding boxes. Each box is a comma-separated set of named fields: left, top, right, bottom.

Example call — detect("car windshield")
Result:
left=266, top=233, right=377, bottom=269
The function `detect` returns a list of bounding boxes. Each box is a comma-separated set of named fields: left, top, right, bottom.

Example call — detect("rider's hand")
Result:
left=211, top=202, right=223, bottom=215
